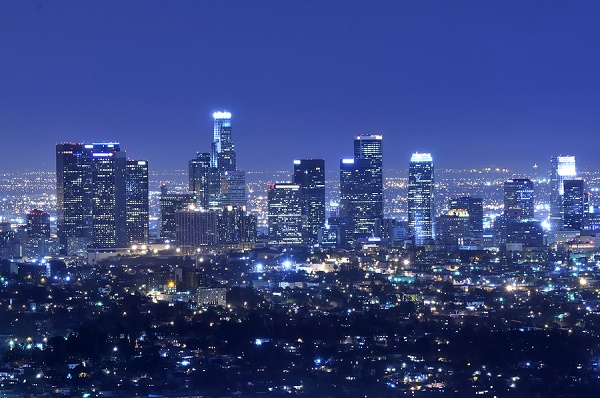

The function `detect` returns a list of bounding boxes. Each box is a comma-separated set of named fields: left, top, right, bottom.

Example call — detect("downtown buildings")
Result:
left=174, top=112, right=256, bottom=251
left=56, top=142, right=149, bottom=255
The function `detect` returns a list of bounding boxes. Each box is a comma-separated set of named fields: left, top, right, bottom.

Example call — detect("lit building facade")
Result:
left=159, top=185, right=193, bottom=242
left=503, top=178, right=534, bottom=220
left=339, top=158, right=379, bottom=242
left=563, top=179, right=586, bottom=231
left=408, top=153, right=435, bottom=245
left=221, top=170, right=247, bottom=207
left=353, top=135, right=383, bottom=235
left=89, top=143, right=127, bottom=248
left=293, top=159, right=325, bottom=245
left=27, top=209, right=50, bottom=239
left=56, top=142, right=149, bottom=252
left=56, top=143, right=92, bottom=254
left=449, top=196, right=483, bottom=244
left=267, top=184, right=303, bottom=245
left=218, top=205, right=257, bottom=245
left=550, top=156, right=576, bottom=232
left=211, top=111, right=236, bottom=172
left=175, top=209, right=219, bottom=249
left=126, top=160, right=149, bottom=245
left=189, top=152, right=214, bottom=209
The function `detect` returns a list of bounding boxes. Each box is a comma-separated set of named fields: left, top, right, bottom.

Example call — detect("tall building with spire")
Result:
left=191, top=111, right=245, bottom=210
left=211, top=111, right=236, bottom=172
left=408, top=153, right=435, bottom=245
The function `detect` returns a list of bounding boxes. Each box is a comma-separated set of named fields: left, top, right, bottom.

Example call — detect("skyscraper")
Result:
left=211, top=111, right=236, bottom=172
left=189, top=152, right=212, bottom=208
left=221, top=170, right=247, bottom=207
left=126, top=160, right=149, bottom=245
left=175, top=209, right=219, bottom=249
left=408, top=153, right=435, bottom=245
left=89, top=143, right=127, bottom=248
left=56, top=142, right=149, bottom=252
left=496, top=178, right=542, bottom=248
left=550, top=156, right=576, bottom=232
left=293, top=159, right=325, bottom=245
left=353, top=134, right=383, bottom=231
left=191, top=111, right=244, bottom=210
left=339, top=158, right=379, bottom=242
left=503, top=178, right=534, bottom=220
left=56, top=143, right=92, bottom=254
left=563, top=179, right=586, bottom=231
left=449, top=197, right=484, bottom=243
left=159, top=185, right=193, bottom=242
left=267, top=184, right=303, bottom=245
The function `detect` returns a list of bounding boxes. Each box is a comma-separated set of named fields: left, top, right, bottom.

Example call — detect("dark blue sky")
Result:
left=1, top=1, right=600, bottom=173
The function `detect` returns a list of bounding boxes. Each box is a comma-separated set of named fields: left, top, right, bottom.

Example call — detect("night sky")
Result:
left=2, top=1, right=600, bottom=173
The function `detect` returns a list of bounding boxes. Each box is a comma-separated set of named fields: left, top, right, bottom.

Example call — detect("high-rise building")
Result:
left=221, top=170, right=247, bottom=207
left=211, top=111, right=236, bottom=172
left=56, top=142, right=149, bottom=253
left=56, top=143, right=92, bottom=254
left=125, top=160, right=149, bottom=245
left=354, top=134, right=383, bottom=232
left=175, top=209, right=219, bottom=249
left=496, top=178, right=541, bottom=247
left=191, top=111, right=243, bottom=210
left=27, top=209, right=50, bottom=239
left=159, top=186, right=193, bottom=242
left=550, top=156, right=576, bottom=232
left=408, top=153, right=435, bottom=245
left=449, top=197, right=483, bottom=244
left=189, top=152, right=213, bottom=208
left=267, top=184, right=303, bottom=245
left=503, top=178, right=534, bottom=220
left=339, top=158, right=379, bottom=242
left=293, top=159, right=325, bottom=245
left=218, top=205, right=257, bottom=245
left=563, top=179, right=586, bottom=231
left=436, top=209, right=471, bottom=247
left=89, top=143, right=127, bottom=248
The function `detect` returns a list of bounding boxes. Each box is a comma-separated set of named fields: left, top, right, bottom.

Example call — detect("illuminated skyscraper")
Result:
left=339, top=158, right=379, bottom=242
left=354, top=134, right=383, bottom=231
left=293, top=159, right=325, bottom=244
left=550, top=156, right=576, bottom=232
left=408, top=153, right=435, bottom=245
left=267, top=184, right=303, bottom=245
left=211, top=111, right=236, bottom=172
left=56, top=143, right=92, bottom=254
left=449, top=197, right=484, bottom=244
left=337, top=135, right=383, bottom=243
left=189, top=152, right=213, bottom=208
left=503, top=178, right=534, bottom=220
left=89, top=143, right=127, bottom=248
left=126, top=159, right=149, bottom=245
left=192, top=112, right=244, bottom=210
left=159, top=185, right=193, bottom=242
left=563, top=179, right=586, bottom=231
left=56, top=142, right=149, bottom=252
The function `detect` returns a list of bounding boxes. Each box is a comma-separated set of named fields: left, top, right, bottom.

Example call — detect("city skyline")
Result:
left=2, top=1, right=600, bottom=173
